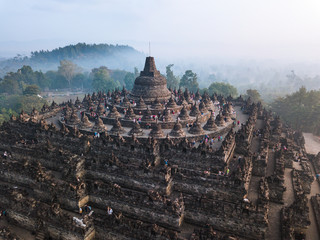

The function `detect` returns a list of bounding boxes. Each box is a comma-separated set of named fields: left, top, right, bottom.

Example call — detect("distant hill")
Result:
left=0, top=43, right=145, bottom=76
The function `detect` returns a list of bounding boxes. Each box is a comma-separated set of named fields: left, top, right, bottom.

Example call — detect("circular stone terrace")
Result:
left=53, top=89, right=244, bottom=142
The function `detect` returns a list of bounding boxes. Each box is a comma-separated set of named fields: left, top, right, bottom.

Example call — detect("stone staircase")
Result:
left=35, top=230, right=46, bottom=240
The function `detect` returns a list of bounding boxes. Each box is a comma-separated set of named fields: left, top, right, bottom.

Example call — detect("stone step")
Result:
left=35, top=231, right=45, bottom=240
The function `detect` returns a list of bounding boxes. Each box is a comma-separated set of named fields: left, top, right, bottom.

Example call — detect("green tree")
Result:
left=58, top=60, right=82, bottom=87
left=18, top=95, right=47, bottom=113
left=124, top=72, right=135, bottom=90
left=34, top=71, right=50, bottom=90
left=23, top=85, right=40, bottom=95
left=271, top=87, right=320, bottom=134
left=166, top=64, right=179, bottom=89
left=18, top=66, right=49, bottom=89
left=45, top=70, right=67, bottom=89
left=107, top=69, right=131, bottom=87
left=92, top=68, right=120, bottom=92
left=180, top=70, right=199, bottom=92
left=0, top=77, right=20, bottom=94
left=72, top=73, right=86, bottom=89
left=207, top=82, right=238, bottom=98
left=246, top=89, right=262, bottom=103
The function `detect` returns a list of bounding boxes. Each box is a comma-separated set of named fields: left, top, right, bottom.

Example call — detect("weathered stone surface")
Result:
left=91, top=117, right=107, bottom=133
left=1, top=57, right=310, bottom=240
left=170, top=120, right=186, bottom=137
left=130, top=57, right=171, bottom=104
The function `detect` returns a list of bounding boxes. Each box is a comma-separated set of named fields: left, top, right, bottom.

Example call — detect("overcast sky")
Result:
left=1, top=0, right=320, bottom=62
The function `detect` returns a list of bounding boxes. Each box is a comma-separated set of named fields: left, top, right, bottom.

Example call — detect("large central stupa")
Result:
left=129, top=56, right=171, bottom=104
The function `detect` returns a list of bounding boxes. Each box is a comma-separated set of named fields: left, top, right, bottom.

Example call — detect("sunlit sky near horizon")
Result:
left=1, top=0, right=320, bottom=62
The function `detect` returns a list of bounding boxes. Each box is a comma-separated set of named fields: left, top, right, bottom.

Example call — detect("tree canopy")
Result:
left=179, top=70, right=199, bottom=93
left=23, top=85, right=40, bottom=95
left=166, top=64, right=179, bottom=89
left=91, top=67, right=120, bottom=92
left=245, top=89, right=262, bottom=103
left=271, top=87, right=320, bottom=135
left=124, top=72, right=135, bottom=90
left=207, top=82, right=238, bottom=97
left=30, top=43, right=140, bottom=62
left=0, top=66, right=49, bottom=94
left=58, top=60, right=82, bottom=87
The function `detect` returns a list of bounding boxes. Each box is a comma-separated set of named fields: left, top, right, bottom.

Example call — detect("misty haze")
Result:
left=0, top=1, right=319, bottom=240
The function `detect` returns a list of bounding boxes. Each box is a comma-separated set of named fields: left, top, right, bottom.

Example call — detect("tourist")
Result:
left=164, top=160, right=168, bottom=166
left=107, top=206, right=113, bottom=215
left=3, top=151, right=7, bottom=159
left=226, top=168, right=230, bottom=175
left=316, top=173, right=320, bottom=181
left=79, top=207, right=83, bottom=214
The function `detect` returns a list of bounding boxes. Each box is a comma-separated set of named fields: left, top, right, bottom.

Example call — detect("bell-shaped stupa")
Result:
left=130, top=57, right=171, bottom=104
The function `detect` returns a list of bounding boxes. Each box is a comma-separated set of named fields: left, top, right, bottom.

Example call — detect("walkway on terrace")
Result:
left=247, top=119, right=264, bottom=206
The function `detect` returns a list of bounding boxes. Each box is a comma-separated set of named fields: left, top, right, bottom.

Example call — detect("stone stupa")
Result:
left=107, top=105, right=121, bottom=119
left=189, top=117, right=204, bottom=135
left=124, top=106, right=136, bottom=120
left=170, top=120, right=186, bottom=137
left=160, top=108, right=173, bottom=122
left=215, top=112, right=226, bottom=127
left=189, top=103, right=201, bottom=117
left=204, top=112, right=217, bottom=131
left=149, top=121, right=164, bottom=138
left=130, top=57, right=171, bottom=104
left=109, top=119, right=126, bottom=135
left=91, top=117, right=107, bottom=133
left=79, top=114, right=93, bottom=129
left=178, top=105, right=189, bottom=120
left=129, top=121, right=144, bottom=136
left=136, top=96, right=147, bottom=109
left=166, top=96, right=178, bottom=109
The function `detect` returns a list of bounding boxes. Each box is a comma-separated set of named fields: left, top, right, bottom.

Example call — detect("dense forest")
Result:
left=0, top=43, right=145, bottom=76
left=271, top=87, right=320, bottom=135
